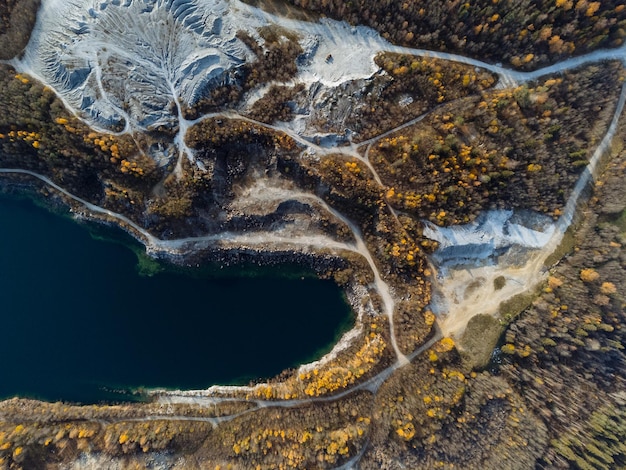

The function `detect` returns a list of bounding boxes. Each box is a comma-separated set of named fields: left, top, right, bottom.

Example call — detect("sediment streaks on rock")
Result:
left=18, top=0, right=252, bottom=134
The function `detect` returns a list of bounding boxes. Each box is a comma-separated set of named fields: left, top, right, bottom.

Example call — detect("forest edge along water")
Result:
left=0, top=190, right=354, bottom=404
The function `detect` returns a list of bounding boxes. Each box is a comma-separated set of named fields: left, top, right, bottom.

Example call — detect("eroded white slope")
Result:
left=232, top=0, right=388, bottom=87
left=423, top=210, right=555, bottom=252
left=18, top=0, right=253, bottom=133
left=15, top=0, right=390, bottom=140
left=15, top=0, right=626, bottom=161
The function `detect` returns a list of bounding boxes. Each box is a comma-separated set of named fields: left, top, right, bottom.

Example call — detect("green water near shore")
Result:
left=0, top=194, right=353, bottom=403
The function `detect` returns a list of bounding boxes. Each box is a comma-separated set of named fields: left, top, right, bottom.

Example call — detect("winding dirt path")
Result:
left=2, top=7, right=626, bottom=468
left=2, top=28, right=624, bottom=393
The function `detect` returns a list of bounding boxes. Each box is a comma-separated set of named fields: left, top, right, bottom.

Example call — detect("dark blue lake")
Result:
left=0, top=193, right=352, bottom=403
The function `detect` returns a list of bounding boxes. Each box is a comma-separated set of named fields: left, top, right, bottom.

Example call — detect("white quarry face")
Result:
left=17, top=0, right=392, bottom=142
left=20, top=0, right=254, bottom=132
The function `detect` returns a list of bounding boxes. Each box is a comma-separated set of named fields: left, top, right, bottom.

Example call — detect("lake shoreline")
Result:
left=0, top=178, right=358, bottom=405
